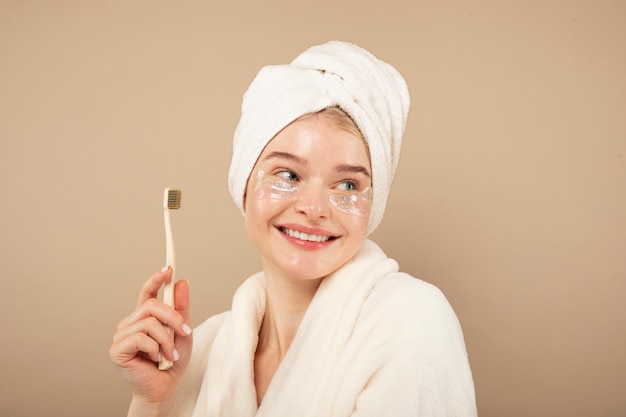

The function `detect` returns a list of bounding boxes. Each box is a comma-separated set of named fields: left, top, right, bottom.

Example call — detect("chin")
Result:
left=281, top=258, right=338, bottom=281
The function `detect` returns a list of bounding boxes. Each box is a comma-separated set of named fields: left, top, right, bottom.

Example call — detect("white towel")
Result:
left=228, top=40, right=410, bottom=234
left=181, top=240, right=477, bottom=416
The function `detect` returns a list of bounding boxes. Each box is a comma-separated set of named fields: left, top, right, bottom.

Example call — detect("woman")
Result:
left=110, top=40, right=477, bottom=417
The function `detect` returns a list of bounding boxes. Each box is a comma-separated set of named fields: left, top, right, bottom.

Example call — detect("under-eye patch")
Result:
left=252, top=170, right=371, bottom=217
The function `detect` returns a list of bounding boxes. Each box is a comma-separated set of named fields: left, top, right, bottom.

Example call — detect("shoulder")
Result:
left=365, top=273, right=467, bottom=347
left=357, top=241, right=455, bottom=319
left=370, top=273, right=453, bottom=317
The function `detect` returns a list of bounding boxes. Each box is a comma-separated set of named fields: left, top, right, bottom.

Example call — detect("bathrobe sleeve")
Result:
left=167, top=311, right=229, bottom=417
left=349, top=273, right=477, bottom=417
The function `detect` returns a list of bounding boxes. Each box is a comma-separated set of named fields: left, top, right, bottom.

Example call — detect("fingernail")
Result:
left=173, top=349, right=180, bottom=361
left=157, top=352, right=162, bottom=362
left=160, top=265, right=169, bottom=272
left=182, top=323, right=192, bottom=335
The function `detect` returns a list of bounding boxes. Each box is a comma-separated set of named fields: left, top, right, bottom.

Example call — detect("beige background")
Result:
left=1, top=1, right=625, bottom=416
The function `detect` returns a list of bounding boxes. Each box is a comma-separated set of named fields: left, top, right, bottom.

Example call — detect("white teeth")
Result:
left=282, top=228, right=330, bottom=242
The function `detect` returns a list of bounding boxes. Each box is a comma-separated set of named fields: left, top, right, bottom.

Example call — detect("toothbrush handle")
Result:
left=159, top=208, right=176, bottom=370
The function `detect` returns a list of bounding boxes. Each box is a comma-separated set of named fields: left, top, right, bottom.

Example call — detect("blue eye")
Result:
left=276, top=170, right=299, bottom=182
left=337, top=180, right=358, bottom=191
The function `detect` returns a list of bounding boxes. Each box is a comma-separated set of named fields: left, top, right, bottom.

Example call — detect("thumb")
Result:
left=172, top=279, right=193, bottom=372
left=174, top=279, right=192, bottom=326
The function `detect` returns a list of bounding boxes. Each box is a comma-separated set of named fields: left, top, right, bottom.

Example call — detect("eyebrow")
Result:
left=335, top=163, right=371, bottom=178
left=262, top=151, right=306, bottom=165
left=263, top=151, right=371, bottom=178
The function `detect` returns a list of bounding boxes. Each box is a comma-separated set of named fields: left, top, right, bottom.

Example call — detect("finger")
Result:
left=136, top=266, right=173, bottom=307
left=111, top=330, right=161, bottom=365
left=116, top=316, right=179, bottom=362
left=117, top=298, right=191, bottom=339
left=114, top=315, right=170, bottom=345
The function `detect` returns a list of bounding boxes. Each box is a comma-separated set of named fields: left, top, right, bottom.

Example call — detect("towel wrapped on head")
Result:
left=228, top=40, right=410, bottom=234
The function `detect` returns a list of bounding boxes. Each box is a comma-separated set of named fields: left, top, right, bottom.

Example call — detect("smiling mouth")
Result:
left=279, top=227, right=337, bottom=243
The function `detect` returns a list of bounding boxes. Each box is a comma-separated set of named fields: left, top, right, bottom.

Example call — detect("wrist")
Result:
left=127, top=396, right=167, bottom=417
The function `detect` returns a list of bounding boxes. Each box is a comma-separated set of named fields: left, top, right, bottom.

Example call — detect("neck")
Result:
left=257, top=270, right=322, bottom=357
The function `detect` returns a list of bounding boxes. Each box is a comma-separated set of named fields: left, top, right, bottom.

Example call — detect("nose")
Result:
left=293, top=183, right=330, bottom=219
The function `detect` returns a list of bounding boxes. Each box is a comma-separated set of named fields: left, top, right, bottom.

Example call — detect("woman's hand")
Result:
left=109, top=267, right=193, bottom=412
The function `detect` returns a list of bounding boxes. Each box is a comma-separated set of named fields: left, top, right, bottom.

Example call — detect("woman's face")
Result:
left=244, top=112, right=372, bottom=282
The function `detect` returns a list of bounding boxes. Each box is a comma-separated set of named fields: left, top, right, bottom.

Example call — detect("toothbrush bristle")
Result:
left=166, top=188, right=182, bottom=209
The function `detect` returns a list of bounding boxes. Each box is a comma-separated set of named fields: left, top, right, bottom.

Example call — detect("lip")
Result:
left=275, top=223, right=340, bottom=250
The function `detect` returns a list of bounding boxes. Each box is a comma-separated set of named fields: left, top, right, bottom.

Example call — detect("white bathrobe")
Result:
left=171, top=240, right=477, bottom=417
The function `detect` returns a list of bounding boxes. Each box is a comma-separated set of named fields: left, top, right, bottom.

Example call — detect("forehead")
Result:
left=258, top=113, right=371, bottom=166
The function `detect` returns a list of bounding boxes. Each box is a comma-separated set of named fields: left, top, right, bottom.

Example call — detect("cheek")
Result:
left=352, top=217, right=370, bottom=241
left=244, top=196, right=291, bottom=231
left=244, top=199, right=265, bottom=248
left=338, top=211, right=369, bottom=242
